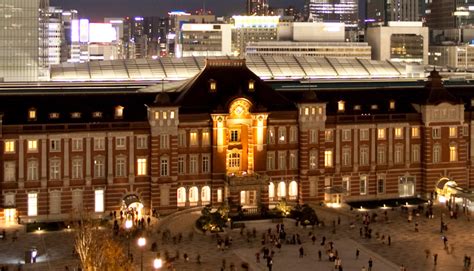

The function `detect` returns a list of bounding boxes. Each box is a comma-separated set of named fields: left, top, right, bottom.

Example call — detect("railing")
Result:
left=243, top=207, right=259, bottom=215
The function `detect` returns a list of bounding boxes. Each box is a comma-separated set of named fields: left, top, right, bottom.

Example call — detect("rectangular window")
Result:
left=433, top=145, right=441, bottom=163
left=289, top=127, right=298, bottom=143
left=27, top=140, right=38, bottom=152
left=217, top=188, right=223, bottom=203
left=137, top=158, right=147, bottom=176
left=267, top=152, right=275, bottom=170
left=360, top=176, right=367, bottom=195
left=342, top=176, right=350, bottom=194
left=449, top=127, right=457, bottom=138
left=94, top=138, right=105, bottom=151
left=377, top=146, right=386, bottom=164
left=160, top=134, right=170, bottom=149
left=394, top=145, right=404, bottom=164
left=94, top=190, right=104, bottom=213
left=342, top=148, right=351, bottom=167
left=115, top=157, right=126, bottom=177
left=377, top=178, right=385, bottom=194
left=4, top=140, right=15, bottom=153
left=450, top=145, right=457, bottom=162
left=278, top=151, right=286, bottom=170
left=190, top=131, right=198, bottom=146
left=324, top=177, right=332, bottom=187
left=72, top=158, right=83, bottom=179
left=360, top=146, right=369, bottom=166
left=324, top=150, right=333, bottom=167
left=4, top=162, right=15, bottom=182
left=309, top=129, right=318, bottom=144
left=49, top=191, right=61, bottom=215
left=178, top=131, right=187, bottom=148
left=359, top=129, right=369, bottom=141
left=72, top=138, right=83, bottom=151
left=189, top=155, right=198, bottom=174
left=289, top=151, right=297, bottom=169
left=230, top=130, right=240, bottom=142
left=178, top=156, right=186, bottom=175
left=72, top=190, right=83, bottom=211
left=412, top=145, right=420, bottom=163
left=202, top=155, right=210, bottom=173
left=278, top=127, right=286, bottom=143
left=324, top=130, right=334, bottom=141
left=160, top=157, right=169, bottom=176
left=202, top=131, right=210, bottom=146
left=377, top=128, right=386, bottom=140
left=27, top=160, right=38, bottom=181
left=50, top=139, right=61, bottom=152
left=94, top=157, right=105, bottom=178
left=394, top=128, right=403, bottom=139
left=268, top=127, right=275, bottom=144
left=411, top=127, right=420, bottom=138
left=136, top=136, right=148, bottom=149
left=342, top=129, right=351, bottom=141
left=28, top=193, right=38, bottom=216
left=309, top=150, right=317, bottom=169
left=115, top=137, right=126, bottom=149
left=49, top=160, right=61, bottom=180
left=432, top=128, right=441, bottom=139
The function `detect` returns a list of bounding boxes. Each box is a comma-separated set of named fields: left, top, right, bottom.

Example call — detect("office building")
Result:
left=366, top=0, right=422, bottom=26
left=305, top=0, right=358, bottom=30
left=277, top=22, right=345, bottom=42
left=232, top=16, right=280, bottom=56
left=179, top=24, right=232, bottom=57
left=426, top=0, right=474, bottom=30
left=246, top=0, right=269, bottom=15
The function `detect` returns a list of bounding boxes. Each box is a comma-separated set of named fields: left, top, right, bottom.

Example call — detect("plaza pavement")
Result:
left=0, top=201, right=472, bottom=271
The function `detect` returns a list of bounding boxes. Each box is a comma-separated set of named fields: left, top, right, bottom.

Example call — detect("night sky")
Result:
left=50, top=0, right=306, bottom=20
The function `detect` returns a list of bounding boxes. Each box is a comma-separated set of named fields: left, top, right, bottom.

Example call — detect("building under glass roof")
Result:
left=50, top=56, right=416, bottom=82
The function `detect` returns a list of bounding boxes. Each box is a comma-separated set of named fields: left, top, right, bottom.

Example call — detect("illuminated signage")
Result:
left=89, top=23, right=117, bottom=43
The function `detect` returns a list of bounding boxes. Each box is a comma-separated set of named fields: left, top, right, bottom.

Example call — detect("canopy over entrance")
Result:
left=123, top=194, right=141, bottom=207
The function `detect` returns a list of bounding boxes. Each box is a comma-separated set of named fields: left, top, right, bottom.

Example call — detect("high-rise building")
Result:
left=232, top=16, right=279, bottom=56
left=305, top=0, right=358, bottom=29
left=246, top=0, right=269, bottom=15
left=0, top=0, right=49, bottom=82
left=366, top=0, right=422, bottom=26
left=61, top=9, right=78, bottom=62
left=143, top=17, right=169, bottom=58
left=427, top=0, right=474, bottom=30
left=180, top=24, right=232, bottom=57
left=46, top=7, right=64, bottom=66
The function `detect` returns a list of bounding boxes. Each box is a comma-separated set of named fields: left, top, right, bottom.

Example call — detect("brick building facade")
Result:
left=0, top=59, right=473, bottom=222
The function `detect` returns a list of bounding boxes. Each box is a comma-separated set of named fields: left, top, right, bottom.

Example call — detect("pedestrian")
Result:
left=443, top=236, right=448, bottom=249
left=197, top=254, right=201, bottom=264
left=425, top=249, right=430, bottom=260
left=433, top=253, right=438, bottom=265
left=388, top=235, right=391, bottom=246
left=356, top=249, right=360, bottom=259
left=256, top=252, right=260, bottom=263
left=318, top=250, right=322, bottom=261
left=368, top=258, right=373, bottom=271
left=267, top=257, right=273, bottom=271
left=361, top=266, right=366, bottom=271
left=299, top=246, right=304, bottom=258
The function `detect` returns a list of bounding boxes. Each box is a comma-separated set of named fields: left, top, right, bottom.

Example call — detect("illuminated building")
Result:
left=232, top=16, right=280, bottom=56
left=179, top=24, right=232, bottom=57
left=426, top=0, right=474, bottom=30
left=1, top=59, right=473, bottom=221
left=429, top=44, right=474, bottom=69
left=277, top=22, right=345, bottom=42
left=246, top=0, right=269, bottom=15
left=366, top=22, right=429, bottom=64
left=46, top=7, right=64, bottom=66
left=0, top=0, right=49, bottom=82
left=366, top=0, right=423, bottom=26
left=305, top=0, right=358, bottom=30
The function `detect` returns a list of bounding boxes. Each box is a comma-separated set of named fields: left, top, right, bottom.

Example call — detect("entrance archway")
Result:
left=121, top=194, right=144, bottom=220
left=435, top=178, right=458, bottom=203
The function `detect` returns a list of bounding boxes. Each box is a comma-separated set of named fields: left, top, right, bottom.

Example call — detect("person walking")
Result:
left=299, top=246, right=304, bottom=258
left=368, top=258, right=373, bottom=271
left=433, top=253, right=438, bottom=265
left=318, top=250, right=322, bottom=261
left=388, top=235, right=391, bottom=246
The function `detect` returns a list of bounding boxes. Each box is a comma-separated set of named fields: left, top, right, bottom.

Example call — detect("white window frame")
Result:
left=202, top=155, right=210, bottom=173
left=394, top=128, right=403, bottom=139
left=377, top=177, right=385, bottom=194
left=49, top=159, right=61, bottom=180
left=267, top=152, right=275, bottom=170
left=94, top=138, right=105, bottom=151
left=136, top=136, right=148, bottom=149
left=278, top=151, right=286, bottom=170
left=289, top=126, right=298, bottom=143
left=115, top=137, right=126, bottom=150
left=4, top=161, right=15, bottom=182
left=160, top=134, right=170, bottom=149
left=72, top=158, right=83, bottom=179
left=309, top=149, right=317, bottom=170
left=190, top=155, right=198, bottom=174
left=178, top=155, right=186, bottom=175
left=50, top=139, right=61, bottom=152
left=278, top=127, right=286, bottom=143
left=411, top=127, right=420, bottom=138
left=359, top=176, right=367, bottom=195
left=94, top=189, right=104, bottom=213
left=342, top=129, right=351, bottom=141
left=27, top=139, right=38, bottom=152
left=178, top=130, right=187, bottom=148
left=377, top=145, right=386, bottom=164
left=433, top=144, right=441, bottom=163
left=412, top=144, right=420, bottom=163
left=268, top=127, right=275, bottom=144
left=93, top=156, right=105, bottom=178
left=28, top=193, right=38, bottom=216
left=342, top=147, right=351, bottom=167
left=309, top=129, right=318, bottom=144
left=27, top=159, right=39, bottom=181
left=377, top=128, right=386, bottom=140
left=72, top=138, right=83, bottom=152
left=160, top=156, right=169, bottom=176
left=432, top=127, right=441, bottom=139
left=360, top=146, right=369, bottom=166
left=289, top=151, right=297, bottom=169
left=394, top=144, right=404, bottom=164
left=115, top=156, right=127, bottom=177
left=359, top=129, right=369, bottom=141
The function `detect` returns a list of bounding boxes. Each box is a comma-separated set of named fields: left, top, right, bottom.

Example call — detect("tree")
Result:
left=74, top=213, right=133, bottom=271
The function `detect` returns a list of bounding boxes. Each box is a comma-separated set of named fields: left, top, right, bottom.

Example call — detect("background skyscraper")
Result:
left=0, top=0, right=49, bottom=82
left=246, top=0, right=269, bottom=15
left=305, top=0, right=358, bottom=29
left=366, top=0, right=423, bottom=26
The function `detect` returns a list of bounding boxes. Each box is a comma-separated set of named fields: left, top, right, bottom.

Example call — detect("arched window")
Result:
left=177, top=187, right=186, bottom=207
left=268, top=182, right=275, bottom=200
left=189, top=186, right=199, bottom=205
left=201, top=186, right=211, bottom=203
left=289, top=181, right=298, bottom=199
left=277, top=181, right=286, bottom=198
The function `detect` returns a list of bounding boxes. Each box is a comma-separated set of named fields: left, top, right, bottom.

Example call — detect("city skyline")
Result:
left=51, top=0, right=305, bottom=19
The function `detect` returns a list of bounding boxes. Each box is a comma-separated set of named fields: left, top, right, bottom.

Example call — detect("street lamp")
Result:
left=138, top=237, right=146, bottom=271
left=125, top=219, right=133, bottom=260
left=153, top=254, right=163, bottom=270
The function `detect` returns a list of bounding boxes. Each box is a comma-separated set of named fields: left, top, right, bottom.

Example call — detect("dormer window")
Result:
left=115, top=106, right=124, bottom=119
left=389, top=100, right=395, bottom=110
left=170, top=111, right=175, bottom=119
left=209, top=79, right=217, bottom=92
left=28, top=108, right=36, bottom=120
left=248, top=80, right=255, bottom=92
left=354, top=105, right=361, bottom=110
left=154, top=111, right=159, bottom=120
left=162, top=111, right=167, bottom=119
left=49, top=112, right=60, bottom=119
left=71, top=112, right=81, bottom=119
left=337, top=101, right=345, bottom=112
left=92, top=111, right=103, bottom=118
left=371, top=104, right=379, bottom=110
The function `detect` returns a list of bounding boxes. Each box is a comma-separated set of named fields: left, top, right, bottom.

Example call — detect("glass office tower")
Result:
left=0, top=0, right=49, bottom=82
left=306, top=0, right=358, bottom=29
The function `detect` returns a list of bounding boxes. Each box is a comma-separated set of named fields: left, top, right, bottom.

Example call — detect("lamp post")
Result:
left=125, top=219, right=133, bottom=260
left=138, top=237, right=146, bottom=271
left=153, top=253, right=163, bottom=270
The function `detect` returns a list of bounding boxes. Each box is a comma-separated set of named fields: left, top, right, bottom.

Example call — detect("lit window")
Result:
left=377, top=128, right=386, bottom=140
left=162, top=111, right=167, bottom=119
left=71, top=112, right=81, bottom=119
left=4, top=140, right=15, bottom=153
left=170, top=111, right=175, bottom=119
left=371, top=104, right=378, bottom=110
left=28, top=193, right=38, bottom=216
left=389, top=100, right=395, bottom=110
left=92, top=111, right=103, bottom=118
left=228, top=152, right=241, bottom=169
left=342, top=176, right=350, bottom=193
left=190, top=131, right=198, bottom=146
left=27, top=140, right=38, bottom=152
left=450, top=145, right=457, bottom=162
left=94, top=189, right=104, bottom=213
left=337, top=100, right=345, bottom=112
left=49, top=112, right=60, bottom=119
left=325, top=130, right=333, bottom=141
left=411, top=127, right=420, bottom=138
left=115, top=106, right=124, bottom=118
left=50, top=139, right=61, bottom=152
left=449, top=127, right=457, bottom=138
left=28, top=108, right=36, bottom=120
left=394, top=128, right=403, bottom=139
left=230, top=130, right=240, bottom=142
left=154, top=111, right=160, bottom=120
left=209, top=79, right=217, bottom=92
left=202, top=131, right=210, bottom=146
left=137, top=158, right=147, bottom=176
left=354, top=105, right=361, bottom=110
left=278, top=127, right=286, bottom=143
left=217, top=188, right=223, bottom=202
left=304, top=107, right=309, bottom=115
left=248, top=80, right=255, bottom=91
left=4, top=162, right=15, bottom=182
left=324, top=150, right=333, bottom=167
